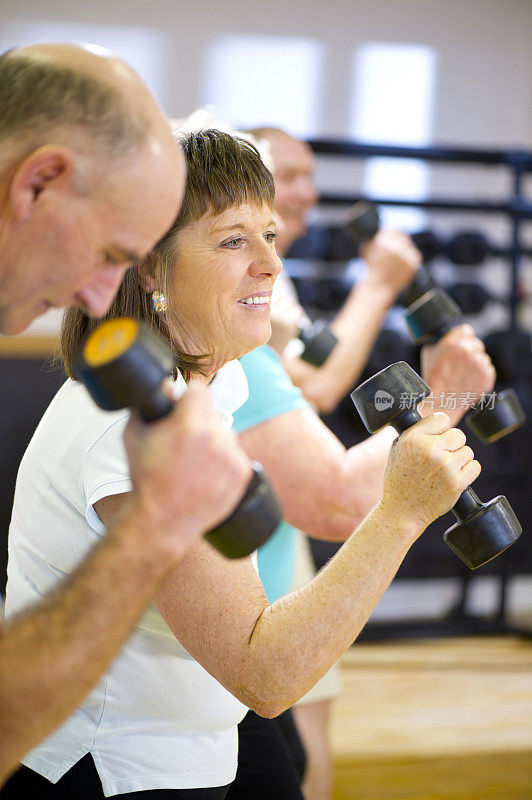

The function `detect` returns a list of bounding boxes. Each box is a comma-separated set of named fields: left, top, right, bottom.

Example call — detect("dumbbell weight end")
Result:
left=445, top=492, right=521, bottom=569
left=298, top=319, right=339, bottom=367
left=465, top=388, right=526, bottom=444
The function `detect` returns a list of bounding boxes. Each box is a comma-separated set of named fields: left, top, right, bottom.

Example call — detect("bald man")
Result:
left=0, top=44, right=251, bottom=784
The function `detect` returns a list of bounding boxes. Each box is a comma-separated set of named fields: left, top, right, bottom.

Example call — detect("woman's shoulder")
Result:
left=20, top=378, right=130, bottom=474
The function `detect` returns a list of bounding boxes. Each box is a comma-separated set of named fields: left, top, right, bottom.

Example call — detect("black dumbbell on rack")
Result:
left=74, top=317, right=282, bottom=559
left=351, top=361, right=522, bottom=569
left=344, top=201, right=526, bottom=445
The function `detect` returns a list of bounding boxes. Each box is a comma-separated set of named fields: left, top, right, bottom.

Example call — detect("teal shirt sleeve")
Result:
left=233, top=345, right=308, bottom=433
left=233, top=345, right=309, bottom=603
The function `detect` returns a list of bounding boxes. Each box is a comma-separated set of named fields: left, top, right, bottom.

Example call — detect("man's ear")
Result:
left=10, top=146, right=75, bottom=221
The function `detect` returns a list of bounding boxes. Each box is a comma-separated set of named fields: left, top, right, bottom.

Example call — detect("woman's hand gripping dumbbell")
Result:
left=74, top=317, right=282, bottom=559
left=351, top=361, right=521, bottom=569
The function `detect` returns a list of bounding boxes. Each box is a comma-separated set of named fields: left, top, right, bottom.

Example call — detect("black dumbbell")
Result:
left=447, top=282, right=493, bottom=315
left=297, top=318, right=339, bottom=367
left=287, top=224, right=359, bottom=262
left=343, top=201, right=438, bottom=307
left=73, top=317, right=282, bottom=559
left=484, top=328, right=532, bottom=386
left=350, top=361, right=522, bottom=569
left=405, top=287, right=526, bottom=443
left=410, top=229, right=441, bottom=264
left=344, top=201, right=526, bottom=445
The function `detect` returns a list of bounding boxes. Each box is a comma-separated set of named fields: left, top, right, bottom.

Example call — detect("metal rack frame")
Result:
left=304, top=139, right=532, bottom=641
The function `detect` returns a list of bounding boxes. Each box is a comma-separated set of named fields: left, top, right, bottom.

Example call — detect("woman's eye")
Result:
left=264, top=232, right=277, bottom=244
left=221, top=238, right=244, bottom=249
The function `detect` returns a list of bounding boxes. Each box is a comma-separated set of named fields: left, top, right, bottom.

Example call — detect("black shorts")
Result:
left=225, top=709, right=305, bottom=800
left=0, top=753, right=230, bottom=799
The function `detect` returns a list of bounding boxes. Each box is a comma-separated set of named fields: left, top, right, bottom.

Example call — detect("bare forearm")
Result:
left=0, top=501, right=180, bottom=782
left=161, top=415, right=475, bottom=724
left=236, top=503, right=420, bottom=716
left=283, top=279, right=394, bottom=414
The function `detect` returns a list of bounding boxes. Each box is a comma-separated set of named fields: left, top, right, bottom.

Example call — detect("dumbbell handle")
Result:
left=398, top=266, right=437, bottom=308
left=392, top=407, right=483, bottom=525
left=344, top=202, right=436, bottom=307
left=136, top=389, right=174, bottom=422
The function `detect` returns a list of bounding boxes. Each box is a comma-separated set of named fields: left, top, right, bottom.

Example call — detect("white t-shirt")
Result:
left=5, top=360, right=253, bottom=796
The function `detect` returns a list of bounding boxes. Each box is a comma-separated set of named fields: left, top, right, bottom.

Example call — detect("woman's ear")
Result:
left=138, top=255, right=159, bottom=293
left=10, top=146, right=75, bottom=221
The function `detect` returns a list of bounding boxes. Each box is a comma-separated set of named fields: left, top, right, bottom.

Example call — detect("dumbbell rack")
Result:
left=308, top=139, right=532, bottom=331
left=304, top=139, right=532, bottom=641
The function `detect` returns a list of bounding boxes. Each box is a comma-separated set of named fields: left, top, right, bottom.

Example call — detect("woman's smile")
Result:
left=238, top=293, right=272, bottom=307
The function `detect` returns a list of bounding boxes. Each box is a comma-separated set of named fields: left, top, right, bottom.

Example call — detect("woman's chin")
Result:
left=249, top=326, right=272, bottom=353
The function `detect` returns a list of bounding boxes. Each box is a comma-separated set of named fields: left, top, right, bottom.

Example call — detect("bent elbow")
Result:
left=238, top=676, right=294, bottom=720
left=305, top=386, right=341, bottom=416
left=247, top=695, right=291, bottom=720
left=304, top=505, right=366, bottom=542
left=314, top=395, right=339, bottom=416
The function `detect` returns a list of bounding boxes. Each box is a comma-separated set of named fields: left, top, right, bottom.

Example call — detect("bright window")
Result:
left=202, top=35, right=323, bottom=137
left=350, top=42, right=437, bottom=231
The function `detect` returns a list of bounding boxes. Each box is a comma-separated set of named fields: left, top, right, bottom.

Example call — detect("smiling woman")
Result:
left=60, top=128, right=279, bottom=380
left=163, top=202, right=281, bottom=371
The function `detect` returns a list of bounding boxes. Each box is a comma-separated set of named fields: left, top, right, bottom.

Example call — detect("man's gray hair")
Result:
left=0, top=48, right=148, bottom=160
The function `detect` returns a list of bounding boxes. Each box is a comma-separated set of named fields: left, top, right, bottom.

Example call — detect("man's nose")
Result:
left=77, top=264, right=127, bottom=317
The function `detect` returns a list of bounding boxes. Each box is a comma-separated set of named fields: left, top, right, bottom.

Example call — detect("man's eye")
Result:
left=277, top=171, right=296, bottom=182
left=104, top=253, right=121, bottom=265
left=105, top=253, right=132, bottom=268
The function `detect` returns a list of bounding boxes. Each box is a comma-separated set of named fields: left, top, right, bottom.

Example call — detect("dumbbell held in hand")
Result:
left=298, top=318, right=338, bottom=367
left=343, top=201, right=437, bottom=307
left=73, top=317, right=282, bottom=559
left=344, top=201, right=526, bottom=444
left=350, top=361, right=522, bottom=569
left=406, top=287, right=526, bottom=443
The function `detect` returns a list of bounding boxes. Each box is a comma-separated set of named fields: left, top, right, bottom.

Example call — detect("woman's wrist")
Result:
left=370, top=496, right=428, bottom=549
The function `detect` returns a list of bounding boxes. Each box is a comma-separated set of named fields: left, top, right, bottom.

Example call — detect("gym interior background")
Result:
left=0, top=2, right=531, bottom=793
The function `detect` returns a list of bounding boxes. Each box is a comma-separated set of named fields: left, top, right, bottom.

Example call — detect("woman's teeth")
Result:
left=240, top=296, right=270, bottom=305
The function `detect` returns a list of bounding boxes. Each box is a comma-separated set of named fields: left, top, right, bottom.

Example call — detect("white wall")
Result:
left=1, top=0, right=532, bottom=145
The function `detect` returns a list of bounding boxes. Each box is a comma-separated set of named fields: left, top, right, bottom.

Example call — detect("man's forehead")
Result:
left=269, top=135, right=314, bottom=172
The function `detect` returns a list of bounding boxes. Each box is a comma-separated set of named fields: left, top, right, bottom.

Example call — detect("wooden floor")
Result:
left=330, top=635, right=532, bottom=800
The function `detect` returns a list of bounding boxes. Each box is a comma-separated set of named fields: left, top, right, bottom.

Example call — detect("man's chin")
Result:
left=0, top=305, right=46, bottom=336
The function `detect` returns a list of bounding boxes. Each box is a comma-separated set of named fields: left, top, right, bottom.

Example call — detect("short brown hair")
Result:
left=61, top=128, right=275, bottom=380
left=0, top=48, right=147, bottom=161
